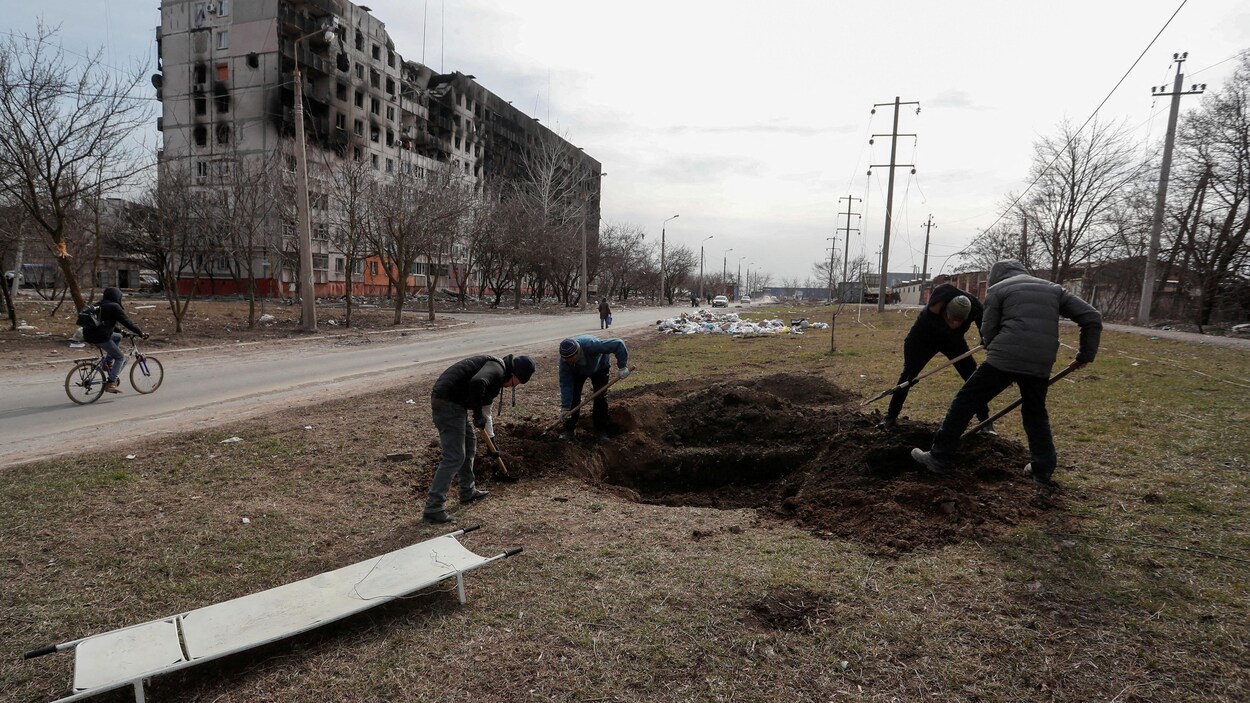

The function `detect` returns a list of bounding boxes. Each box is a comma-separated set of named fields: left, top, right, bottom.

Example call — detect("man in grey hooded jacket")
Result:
left=911, top=260, right=1102, bottom=486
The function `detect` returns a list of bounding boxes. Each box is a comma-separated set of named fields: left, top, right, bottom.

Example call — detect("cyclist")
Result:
left=83, top=287, right=148, bottom=394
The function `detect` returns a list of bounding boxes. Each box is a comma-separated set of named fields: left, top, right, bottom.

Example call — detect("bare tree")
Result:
left=0, top=25, right=150, bottom=310
left=661, top=245, right=697, bottom=303
left=1024, top=118, right=1145, bottom=282
left=599, top=222, right=650, bottom=301
left=328, top=156, right=376, bottom=327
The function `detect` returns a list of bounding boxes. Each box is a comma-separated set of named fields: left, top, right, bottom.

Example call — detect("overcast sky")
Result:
left=9, top=0, right=1250, bottom=282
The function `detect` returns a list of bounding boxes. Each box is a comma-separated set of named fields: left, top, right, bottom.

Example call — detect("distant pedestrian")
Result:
left=911, top=260, right=1102, bottom=488
left=691, top=293, right=698, bottom=308
left=599, top=298, right=611, bottom=329
left=424, top=354, right=536, bottom=523
left=879, top=283, right=991, bottom=432
left=559, top=335, right=629, bottom=442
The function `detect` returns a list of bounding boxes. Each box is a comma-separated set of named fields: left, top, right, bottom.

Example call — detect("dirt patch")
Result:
left=494, top=373, right=1054, bottom=554
left=745, top=587, right=838, bottom=632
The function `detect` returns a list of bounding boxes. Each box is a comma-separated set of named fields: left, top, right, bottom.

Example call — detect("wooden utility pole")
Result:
left=837, top=195, right=861, bottom=297
left=921, top=214, right=934, bottom=281
left=870, top=97, right=920, bottom=312
left=1138, top=52, right=1204, bottom=325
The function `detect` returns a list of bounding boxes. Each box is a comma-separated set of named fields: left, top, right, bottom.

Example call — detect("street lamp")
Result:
left=580, top=172, right=606, bottom=312
left=737, top=256, right=746, bottom=300
left=746, top=262, right=756, bottom=300
left=660, top=214, right=679, bottom=303
left=721, top=248, right=733, bottom=299
left=698, top=235, right=713, bottom=301
left=292, top=19, right=339, bottom=332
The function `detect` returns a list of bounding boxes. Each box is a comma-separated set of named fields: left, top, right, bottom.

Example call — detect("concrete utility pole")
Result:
left=698, top=235, right=713, bottom=300
left=837, top=195, right=861, bottom=295
left=722, top=248, right=733, bottom=298
left=660, top=214, right=678, bottom=303
left=869, top=97, right=920, bottom=312
left=293, top=22, right=338, bottom=333
left=921, top=214, right=934, bottom=280
left=825, top=237, right=837, bottom=302
left=1138, top=52, right=1204, bottom=326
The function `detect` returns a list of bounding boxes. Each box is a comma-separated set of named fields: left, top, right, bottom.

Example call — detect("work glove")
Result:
left=141, top=332, right=150, bottom=340
left=618, top=366, right=631, bottom=380
left=484, top=414, right=495, bottom=439
left=473, top=410, right=487, bottom=429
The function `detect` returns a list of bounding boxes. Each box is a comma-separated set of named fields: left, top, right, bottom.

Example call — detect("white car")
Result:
left=739, top=296, right=752, bottom=304
left=711, top=295, right=729, bottom=308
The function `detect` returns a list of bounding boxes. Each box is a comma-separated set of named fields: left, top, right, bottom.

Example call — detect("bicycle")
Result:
left=64, top=333, right=165, bottom=405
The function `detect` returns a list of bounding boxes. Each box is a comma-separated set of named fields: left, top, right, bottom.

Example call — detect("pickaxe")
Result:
left=860, top=345, right=984, bottom=408
left=961, top=360, right=1082, bottom=439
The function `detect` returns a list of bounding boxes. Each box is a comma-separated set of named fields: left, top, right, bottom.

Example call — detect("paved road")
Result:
left=0, top=307, right=669, bottom=468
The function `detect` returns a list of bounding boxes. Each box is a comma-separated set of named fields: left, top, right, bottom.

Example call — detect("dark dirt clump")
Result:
left=745, top=587, right=838, bottom=632
left=487, top=373, right=1059, bottom=553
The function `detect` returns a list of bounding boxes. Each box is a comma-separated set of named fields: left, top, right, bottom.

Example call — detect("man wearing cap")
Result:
left=423, top=353, right=536, bottom=524
left=558, top=335, right=629, bottom=441
left=879, top=282, right=993, bottom=433
left=911, top=260, right=1101, bottom=487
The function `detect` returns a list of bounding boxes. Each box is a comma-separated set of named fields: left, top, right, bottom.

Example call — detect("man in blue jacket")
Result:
left=424, top=353, right=536, bottom=523
left=880, top=283, right=992, bottom=433
left=911, top=260, right=1102, bottom=487
left=559, top=335, right=629, bottom=441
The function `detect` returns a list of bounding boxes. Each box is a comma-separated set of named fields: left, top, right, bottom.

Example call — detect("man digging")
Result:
left=911, top=259, right=1102, bottom=488
left=559, top=335, right=629, bottom=441
left=423, top=354, right=536, bottom=524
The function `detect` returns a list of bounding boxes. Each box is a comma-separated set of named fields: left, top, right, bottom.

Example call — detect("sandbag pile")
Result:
left=655, top=310, right=829, bottom=336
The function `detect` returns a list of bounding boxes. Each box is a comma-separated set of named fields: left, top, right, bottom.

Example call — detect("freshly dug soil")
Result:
left=483, top=373, right=1054, bottom=554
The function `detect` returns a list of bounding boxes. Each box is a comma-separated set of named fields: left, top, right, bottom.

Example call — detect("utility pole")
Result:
left=1019, top=206, right=1029, bottom=266
left=292, top=23, right=337, bottom=332
left=837, top=195, right=861, bottom=298
left=1138, top=52, right=1204, bottom=326
left=869, top=96, right=920, bottom=312
left=722, top=248, right=733, bottom=299
left=825, top=238, right=837, bottom=302
left=921, top=214, right=934, bottom=281
left=660, top=214, right=679, bottom=304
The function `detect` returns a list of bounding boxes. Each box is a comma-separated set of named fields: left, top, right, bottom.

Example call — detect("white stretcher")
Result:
left=24, top=526, right=520, bottom=702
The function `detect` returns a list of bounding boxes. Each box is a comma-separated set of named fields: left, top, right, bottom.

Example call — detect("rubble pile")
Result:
left=655, top=310, right=830, bottom=336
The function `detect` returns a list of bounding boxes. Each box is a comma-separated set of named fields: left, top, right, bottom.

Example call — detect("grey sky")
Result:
left=9, top=0, right=1250, bottom=282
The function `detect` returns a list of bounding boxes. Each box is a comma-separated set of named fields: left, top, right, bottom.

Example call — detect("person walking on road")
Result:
left=559, top=335, right=629, bottom=441
left=879, top=284, right=993, bottom=433
left=82, top=287, right=148, bottom=394
left=598, top=298, right=612, bottom=329
left=424, top=353, right=536, bottom=523
left=910, top=260, right=1102, bottom=488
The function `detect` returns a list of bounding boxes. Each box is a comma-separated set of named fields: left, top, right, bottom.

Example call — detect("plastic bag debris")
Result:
left=220, top=436, right=243, bottom=444
left=655, top=310, right=825, bottom=336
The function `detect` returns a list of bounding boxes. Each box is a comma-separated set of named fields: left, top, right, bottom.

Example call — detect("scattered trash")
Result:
left=69, top=342, right=85, bottom=348
left=17, top=323, right=36, bottom=330
left=134, top=305, right=157, bottom=310
left=220, top=436, right=243, bottom=444
left=327, top=319, right=339, bottom=326
left=404, top=399, right=416, bottom=404
left=258, top=314, right=276, bottom=325
left=1132, top=362, right=1140, bottom=366
left=304, top=425, right=313, bottom=430
left=655, top=310, right=824, bottom=336
left=125, top=454, right=136, bottom=460
left=241, top=517, right=251, bottom=524
left=386, top=452, right=414, bottom=461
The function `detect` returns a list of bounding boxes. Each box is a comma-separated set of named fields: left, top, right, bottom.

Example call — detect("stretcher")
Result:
left=24, top=525, right=521, bottom=702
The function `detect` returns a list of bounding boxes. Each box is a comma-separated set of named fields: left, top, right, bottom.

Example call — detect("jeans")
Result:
left=562, top=367, right=610, bottom=433
left=425, top=397, right=479, bottom=514
left=930, top=362, right=1057, bottom=480
left=887, top=335, right=988, bottom=423
left=600, top=315, right=608, bottom=329
left=96, top=333, right=125, bottom=382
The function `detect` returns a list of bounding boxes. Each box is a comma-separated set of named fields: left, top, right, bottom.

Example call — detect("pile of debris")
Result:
left=655, top=310, right=829, bottom=336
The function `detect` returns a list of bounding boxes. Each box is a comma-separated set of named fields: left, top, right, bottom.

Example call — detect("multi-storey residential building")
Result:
left=155, top=0, right=601, bottom=297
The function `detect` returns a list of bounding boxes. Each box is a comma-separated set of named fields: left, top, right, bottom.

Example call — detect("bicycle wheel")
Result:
left=130, top=354, right=164, bottom=394
left=65, top=360, right=106, bottom=405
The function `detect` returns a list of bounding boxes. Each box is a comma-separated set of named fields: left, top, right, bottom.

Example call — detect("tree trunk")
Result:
left=344, top=269, right=354, bottom=328
left=52, top=225, right=87, bottom=310
left=1, top=274, right=16, bottom=330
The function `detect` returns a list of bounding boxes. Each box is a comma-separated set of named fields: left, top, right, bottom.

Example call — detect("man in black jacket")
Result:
left=911, top=260, right=1102, bottom=487
left=424, top=353, right=536, bottom=523
left=880, top=283, right=992, bottom=433
left=82, top=287, right=147, bottom=394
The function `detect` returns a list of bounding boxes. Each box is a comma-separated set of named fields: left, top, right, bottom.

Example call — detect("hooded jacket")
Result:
left=981, top=260, right=1102, bottom=378
left=83, top=287, right=144, bottom=344
left=431, top=354, right=520, bottom=416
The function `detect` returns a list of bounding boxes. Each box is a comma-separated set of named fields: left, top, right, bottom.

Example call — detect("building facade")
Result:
left=156, top=0, right=601, bottom=297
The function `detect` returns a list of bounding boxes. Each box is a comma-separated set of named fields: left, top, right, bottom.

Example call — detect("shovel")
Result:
left=478, top=427, right=518, bottom=482
left=961, top=360, right=1081, bottom=439
left=541, top=365, right=636, bottom=436
left=860, top=345, right=984, bottom=407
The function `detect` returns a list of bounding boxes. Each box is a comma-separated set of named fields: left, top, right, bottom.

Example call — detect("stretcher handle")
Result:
left=24, top=644, right=58, bottom=659
left=504, top=547, right=524, bottom=557
left=460, top=524, right=481, bottom=534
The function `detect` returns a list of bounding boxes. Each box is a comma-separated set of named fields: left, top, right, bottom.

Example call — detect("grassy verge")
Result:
left=2, top=305, right=1247, bottom=702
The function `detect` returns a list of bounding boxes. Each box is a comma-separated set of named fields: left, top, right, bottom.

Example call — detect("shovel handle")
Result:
left=861, top=345, right=984, bottom=407
left=478, top=428, right=510, bottom=476
left=962, top=360, right=1081, bottom=439
left=544, top=365, right=635, bottom=434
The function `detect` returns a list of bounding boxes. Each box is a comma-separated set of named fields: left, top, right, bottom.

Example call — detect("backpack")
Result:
left=76, top=304, right=102, bottom=329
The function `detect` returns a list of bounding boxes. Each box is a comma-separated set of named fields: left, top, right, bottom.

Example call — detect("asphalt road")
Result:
left=0, top=306, right=669, bottom=468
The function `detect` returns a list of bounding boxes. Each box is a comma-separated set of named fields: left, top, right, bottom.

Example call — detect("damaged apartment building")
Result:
left=155, top=0, right=602, bottom=297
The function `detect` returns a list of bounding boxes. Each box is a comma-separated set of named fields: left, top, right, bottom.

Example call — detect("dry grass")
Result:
left=2, top=305, right=1248, bottom=702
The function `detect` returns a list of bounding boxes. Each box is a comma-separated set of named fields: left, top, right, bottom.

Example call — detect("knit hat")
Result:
left=559, top=338, right=580, bottom=359
left=945, top=295, right=972, bottom=323
left=512, top=355, right=536, bottom=383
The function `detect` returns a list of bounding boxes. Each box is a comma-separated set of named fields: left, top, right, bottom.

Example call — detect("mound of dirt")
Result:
left=490, top=373, right=1058, bottom=554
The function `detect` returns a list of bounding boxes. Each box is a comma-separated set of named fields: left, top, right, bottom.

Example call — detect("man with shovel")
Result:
left=559, top=335, right=629, bottom=441
left=423, top=354, right=536, bottom=524
left=911, top=259, right=1101, bottom=487
left=878, top=283, right=992, bottom=432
